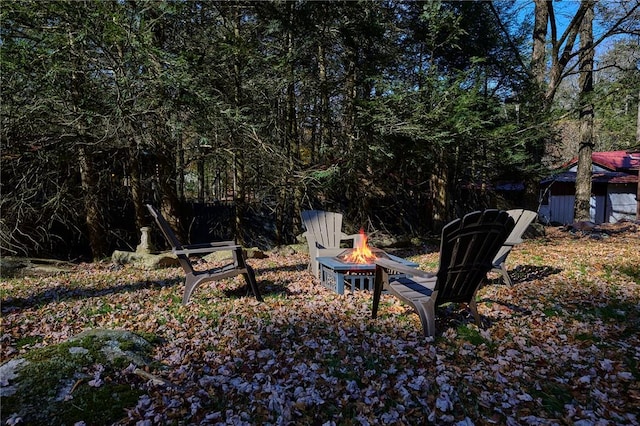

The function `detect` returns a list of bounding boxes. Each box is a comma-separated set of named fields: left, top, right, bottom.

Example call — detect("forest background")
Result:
left=1, top=0, right=639, bottom=261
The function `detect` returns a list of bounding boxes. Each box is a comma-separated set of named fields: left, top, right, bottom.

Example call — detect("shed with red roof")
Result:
left=539, top=151, right=639, bottom=224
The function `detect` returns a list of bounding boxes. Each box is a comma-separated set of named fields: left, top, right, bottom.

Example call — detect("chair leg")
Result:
left=243, top=265, right=263, bottom=302
left=311, top=258, right=320, bottom=279
left=415, top=296, right=437, bottom=337
left=372, top=265, right=388, bottom=319
left=469, top=298, right=482, bottom=328
left=182, top=274, right=201, bottom=305
left=498, top=263, right=513, bottom=286
left=502, top=271, right=513, bottom=287
left=310, top=247, right=323, bottom=279
left=234, top=247, right=262, bottom=302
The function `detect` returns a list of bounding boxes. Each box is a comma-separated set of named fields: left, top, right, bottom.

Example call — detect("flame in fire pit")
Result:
left=342, top=228, right=377, bottom=264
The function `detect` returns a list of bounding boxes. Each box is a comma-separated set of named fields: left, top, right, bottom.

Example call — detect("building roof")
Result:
left=541, top=170, right=638, bottom=185
left=564, top=150, right=640, bottom=172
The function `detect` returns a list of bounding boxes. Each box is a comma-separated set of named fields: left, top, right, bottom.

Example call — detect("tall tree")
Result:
left=574, top=1, right=596, bottom=222
left=531, top=0, right=639, bottom=222
left=2, top=1, right=114, bottom=259
left=3, top=0, right=598, bottom=258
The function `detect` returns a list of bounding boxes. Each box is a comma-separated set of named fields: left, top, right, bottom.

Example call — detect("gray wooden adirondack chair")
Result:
left=491, top=209, right=537, bottom=286
left=301, top=210, right=363, bottom=278
left=372, top=210, right=515, bottom=337
left=146, top=204, right=262, bottom=305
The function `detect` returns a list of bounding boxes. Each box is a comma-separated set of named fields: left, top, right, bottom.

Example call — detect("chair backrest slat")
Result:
left=146, top=204, right=196, bottom=274
left=436, top=210, right=515, bottom=304
left=506, top=209, right=537, bottom=243
left=493, top=209, right=537, bottom=266
left=301, top=210, right=344, bottom=249
left=146, top=204, right=183, bottom=250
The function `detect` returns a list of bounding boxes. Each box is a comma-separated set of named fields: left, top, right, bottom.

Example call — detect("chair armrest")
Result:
left=174, top=242, right=241, bottom=256
left=372, top=257, right=435, bottom=320
left=374, top=258, right=436, bottom=279
left=342, top=233, right=364, bottom=246
left=316, top=247, right=345, bottom=258
left=503, top=239, right=523, bottom=247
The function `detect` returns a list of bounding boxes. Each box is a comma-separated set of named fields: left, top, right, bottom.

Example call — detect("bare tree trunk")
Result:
left=68, top=27, right=108, bottom=259
left=318, top=42, right=330, bottom=160
left=233, top=150, right=246, bottom=243
left=344, top=61, right=357, bottom=154
left=573, top=1, right=595, bottom=223
left=286, top=3, right=299, bottom=162
left=197, top=156, right=205, bottom=203
left=637, top=90, right=640, bottom=145
left=127, top=145, right=145, bottom=231
left=531, top=0, right=549, bottom=90
left=231, top=8, right=246, bottom=244
left=177, top=131, right=185, bottom=202
left=342, top=43, right=358, bottom=209
left=522, top=0, right=551, bottom=211
left=157, top=150, right=185, bottom=242
left=429, top=147, right=449, bottom=232
left=637, top=91, right=640, bottom=220
left=637, top=169, right=640, bottom=221
left=532, top=0, right=590, bottom=111
left=78, top=145, right=107, bottom=259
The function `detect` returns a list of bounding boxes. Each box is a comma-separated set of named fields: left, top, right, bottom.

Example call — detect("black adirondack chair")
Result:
left=146, top=204, right=262, bottom=304
left=372, top=210, right=515, bottom=337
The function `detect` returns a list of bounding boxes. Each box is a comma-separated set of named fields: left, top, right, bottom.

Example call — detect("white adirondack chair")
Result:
left=492, top=209, right=538, bottom=286
left=301, top=210, right=363, bottom=278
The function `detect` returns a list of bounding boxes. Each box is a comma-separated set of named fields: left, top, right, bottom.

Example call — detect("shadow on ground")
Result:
left=1, top=278, right=183, bottom=313
left=486, top=264, right=563, bottom=286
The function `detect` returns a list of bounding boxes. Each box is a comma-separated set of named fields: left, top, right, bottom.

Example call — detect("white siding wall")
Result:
left=607, top=184, right=637, bottom=222
left=542, top=186, right=636, bottom=224
left=542, top=162, right=637, bottom=224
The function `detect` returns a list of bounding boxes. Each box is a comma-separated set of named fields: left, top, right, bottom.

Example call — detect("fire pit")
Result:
left=337, top=247, right=390, bottom=262
left=315, top=230, right=418, bottom=294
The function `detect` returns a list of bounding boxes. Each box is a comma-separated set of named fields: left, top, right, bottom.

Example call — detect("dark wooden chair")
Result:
left=372, top=210, right=515, bottom=337
left=146, top=204, right=262, bottom=304
left=491, top=209, right=538, bottom=286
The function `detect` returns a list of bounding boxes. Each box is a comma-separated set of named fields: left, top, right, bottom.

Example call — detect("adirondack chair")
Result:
left=301, top=210, right=363, bottom=278
left=372, top=210, right=515, bottom=337
left=146, top=204, right=262, bottom=305
left=492, top=209, right=537, bottom=286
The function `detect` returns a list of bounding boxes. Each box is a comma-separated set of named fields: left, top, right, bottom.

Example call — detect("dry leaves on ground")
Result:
left=1, top=229, right=639, bottom=425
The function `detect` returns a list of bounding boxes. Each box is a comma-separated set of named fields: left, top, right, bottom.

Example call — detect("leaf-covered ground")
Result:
left=2, top=228, right=639, bottom=425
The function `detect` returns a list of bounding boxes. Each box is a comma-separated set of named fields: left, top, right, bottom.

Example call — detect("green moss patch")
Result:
left=1, top=329, right=156, bottom=425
